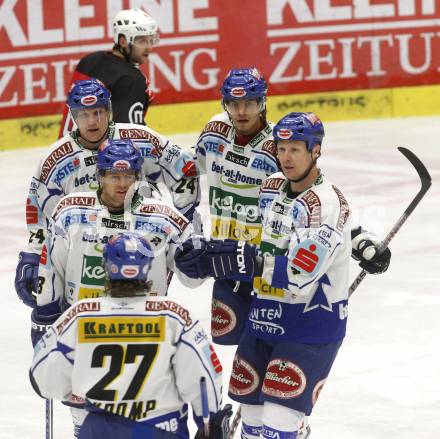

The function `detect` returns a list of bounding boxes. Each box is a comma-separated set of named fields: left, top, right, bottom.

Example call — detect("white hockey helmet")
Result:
left=113, top=9, right=159, bottom=46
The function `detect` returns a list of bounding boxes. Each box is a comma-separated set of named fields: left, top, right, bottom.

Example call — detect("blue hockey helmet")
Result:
left=67, top=78, right=112, bottom=113
left=103, top=233, right=153, bottom=282
left=273, top=112, right=324, bottom=151
left=97, top=139, right=143, bottom=175
left=220, top=67, right=267, bottom=102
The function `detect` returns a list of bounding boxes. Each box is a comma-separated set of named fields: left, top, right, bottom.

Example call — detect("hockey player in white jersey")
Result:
left=30, top=232, right=232, bottom=439
left=32, top=138, right=202, bottom=341
left=176, top=112, right=388, bottom=438
left=30, top=138, right=203, bottom=437
left=195, top=68, right=279, bottom=345
left=195, top=68, right=390, bottom=346
left=15, top=78, right=199, bottom=309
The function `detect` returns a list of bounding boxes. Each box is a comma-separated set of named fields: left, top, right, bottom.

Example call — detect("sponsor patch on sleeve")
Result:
left=332, top=185, right=350, bottom=232
left=261, top=177, right=285, bottom=191
left=202, top=121, right=232, bottom=138
left=39, top=142, right=74, bottom=183
left=290, top=239, right=327, bottom=276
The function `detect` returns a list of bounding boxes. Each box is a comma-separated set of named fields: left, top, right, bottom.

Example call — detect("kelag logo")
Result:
left=209, top=187, right=259, bottom=223
left=81, top=255, right=105, bottom=286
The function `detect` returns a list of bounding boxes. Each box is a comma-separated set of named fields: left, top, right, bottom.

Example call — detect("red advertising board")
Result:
left=1, top=0, right=440, bottom=120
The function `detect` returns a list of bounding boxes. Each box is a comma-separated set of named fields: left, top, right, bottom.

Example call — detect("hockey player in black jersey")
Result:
left=59, top=8, right=159, bottom=136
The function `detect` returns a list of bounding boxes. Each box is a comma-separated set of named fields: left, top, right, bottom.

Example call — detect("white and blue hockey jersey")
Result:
left=37, top=191, right=202, bottom=312
left=26, top=122, right=199, bottom=255
left=196, top=112, right=278, bottom=244
left=30, top=295, right=222, bottom=431
left=247, top=172, right=352, bottom=344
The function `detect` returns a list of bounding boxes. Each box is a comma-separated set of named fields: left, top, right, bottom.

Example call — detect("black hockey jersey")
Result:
left=59, top=51, right=153, bottom=136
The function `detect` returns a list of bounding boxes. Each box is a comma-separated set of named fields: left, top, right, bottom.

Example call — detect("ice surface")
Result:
left=0, top=116, right=439, bottom=438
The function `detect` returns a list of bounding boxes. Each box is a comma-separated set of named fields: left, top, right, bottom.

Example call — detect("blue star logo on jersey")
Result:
left=303, top=274, right=332, bottom=313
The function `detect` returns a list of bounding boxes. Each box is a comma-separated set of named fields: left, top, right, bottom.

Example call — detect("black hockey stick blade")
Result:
left=397, top=147, right=432, bottom=206
left=349, top=147, right=432, bottom=297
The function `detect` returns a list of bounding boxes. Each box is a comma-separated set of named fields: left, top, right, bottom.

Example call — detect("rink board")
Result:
left=1, top=83, right=440, bottom=150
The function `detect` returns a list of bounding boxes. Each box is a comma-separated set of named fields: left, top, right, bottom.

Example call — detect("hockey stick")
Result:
left=45, top=398, right=53, bottom=439
left=228, top=406, right=241, bottom=439
left=200, top=377, right=210, bottom=437
left=349, top=147, right=432, bottom=297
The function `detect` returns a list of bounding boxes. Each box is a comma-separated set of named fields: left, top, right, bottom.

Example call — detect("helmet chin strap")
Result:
left=288, top=151, right=319, bottom=183
left=115, top=40, right=135, bottom=64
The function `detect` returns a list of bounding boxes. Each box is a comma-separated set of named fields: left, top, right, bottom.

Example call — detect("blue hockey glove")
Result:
left=15, top=251, right=40, bottom=308
left=194, top=404, right=233, bottom=439
left=175, top=236, right=209, bottom=279
left=31, top=308, right=61, bottom=347
left=351, top=227, right=391, bottom=274
left=205, top=240, right=260, bottom=283
left=175, top=238, right=260, bottom=282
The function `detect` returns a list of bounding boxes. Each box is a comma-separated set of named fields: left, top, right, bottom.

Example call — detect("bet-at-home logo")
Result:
left=81, top=255, right=105, bottom=286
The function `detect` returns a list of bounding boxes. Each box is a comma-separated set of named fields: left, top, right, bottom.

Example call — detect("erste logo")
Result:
left=292, top=244, right=319, bottom=273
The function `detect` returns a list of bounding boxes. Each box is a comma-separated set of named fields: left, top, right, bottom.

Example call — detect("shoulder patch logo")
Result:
left=40, top=142, right=74, bottom=183
left=261, top=177, right=284, bottom=191
left=202, top=121, right=232, bottom=138
left=54, top=196, right=96, bottom=218
left=262, top=140, right=277, bottom=156
left=332, top=185, right=350, bottom=232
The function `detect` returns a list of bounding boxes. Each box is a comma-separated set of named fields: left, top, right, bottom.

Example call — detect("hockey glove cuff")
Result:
left=31, top=308, right=62, bottom=347
left=15, top=251, right=40, bottom=308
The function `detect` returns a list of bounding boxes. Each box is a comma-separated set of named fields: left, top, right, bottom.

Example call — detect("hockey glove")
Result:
left=15, top=251, right=40, bottom=308
left=175, top=236, right=210, bottom=279
left=31, top=308, right=61, bottom=347
left=176, top=238, right=260, bottom=282
left=195, top=404, right=233, bottom=439
left=205, top=239, right=260, bottom=283
left=351, top=227, right=391, bottom=274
